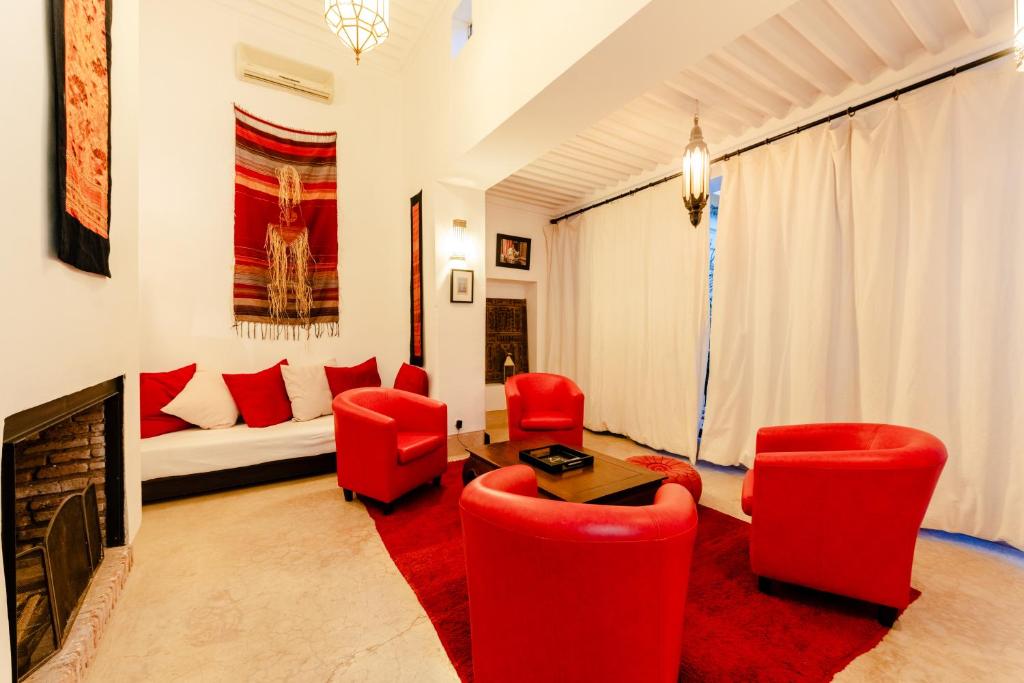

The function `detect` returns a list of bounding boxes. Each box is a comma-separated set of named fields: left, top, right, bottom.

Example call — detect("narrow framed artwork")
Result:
left=495, top=233, right=531, bottom=270
left=409, top=191, right=425, bottom=366
left=52, top=0, right=113, bottom=276
left=450, top=269, right=474, bottom=304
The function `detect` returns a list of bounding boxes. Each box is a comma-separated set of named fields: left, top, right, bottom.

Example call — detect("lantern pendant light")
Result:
left=1016, top=0, right=1023, bottom=72
left=324, top=1, right=390, bottom=65
left=681, top=103, right=711, bottom=228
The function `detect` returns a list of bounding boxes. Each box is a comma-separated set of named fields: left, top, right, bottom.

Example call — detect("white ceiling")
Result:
left=487, top=0, right=1015, bottom=215
left=223, top=0, right=446, bottom=72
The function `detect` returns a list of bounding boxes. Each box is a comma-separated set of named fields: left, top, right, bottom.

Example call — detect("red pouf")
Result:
left=626, top=454, right=702, bottom=503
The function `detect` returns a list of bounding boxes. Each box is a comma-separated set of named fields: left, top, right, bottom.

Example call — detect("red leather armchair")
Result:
left=333, top=387, right=447, bottom=512
left=505, top=373, right=584, bottom=447
left=742, top=423, right=947, bottom=624
left=460, top=465, right=698, bottom=683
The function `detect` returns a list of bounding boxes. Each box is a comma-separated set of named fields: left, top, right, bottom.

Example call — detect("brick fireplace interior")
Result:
left=2, top=378, right=125, bottom=681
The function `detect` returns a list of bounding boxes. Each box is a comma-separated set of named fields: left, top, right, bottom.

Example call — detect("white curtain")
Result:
left=702, top=63, right=1024, bottom=548
left=545, top=178, right=710, bottom=458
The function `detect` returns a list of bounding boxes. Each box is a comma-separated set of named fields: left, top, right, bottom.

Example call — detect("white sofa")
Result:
left=141, top=415, right=336, bottom=502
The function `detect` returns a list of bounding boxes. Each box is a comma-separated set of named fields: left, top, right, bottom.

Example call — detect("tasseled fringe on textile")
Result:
left=266, top=225, right=313, bottom=324
left=233, top=320, right=340, bottom=340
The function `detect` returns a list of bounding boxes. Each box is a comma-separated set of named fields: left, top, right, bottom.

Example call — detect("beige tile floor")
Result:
left=88, top=411, right=1024, bottom=682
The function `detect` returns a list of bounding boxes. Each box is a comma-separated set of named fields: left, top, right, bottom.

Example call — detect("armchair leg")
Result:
left=432, top=475, right=442, bottom=487
left=757, top=576, right=773, bottom=595
left=342, top=488, right=354, bottom=502
left=878, top=606, right=898, bottom=628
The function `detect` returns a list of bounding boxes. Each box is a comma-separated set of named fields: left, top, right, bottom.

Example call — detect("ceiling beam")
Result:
left=951, top=0, right=990, bottom=37
left=549, top=145, right=644, bottom=176
left=825, top=0, right=906, bottom=71
left=619, top=101, right=726, bottom=143
left=782, top=3, right=878, bottom=84
left=499, top=177, right=581, bottom=203
left=546, top=149, right=640, bottom=179
left=721, top=34, right=822, bottom=105
left=515, top=165, right=597, bottom=192
left=536, top=150, right=622, bottom=180
left=699, top=55, right=794, bottom=118
left=532, top=156, right=622, bottom=184
left=890, top=0, right=945, bottom=53
left=573, top=133, right=667, bottom=169
left=592, top=120, right=685, bottom=160
left=640, top=89, right=748, bottom=137
left=665, top=75, right=768, bottom=128
left=746, top=19, right=848, bottom=96
left=502, top=173, right=582, bottom=198
left=487, top=186, right=563, bottom=210
left=560, top=141, right=649, bottom=175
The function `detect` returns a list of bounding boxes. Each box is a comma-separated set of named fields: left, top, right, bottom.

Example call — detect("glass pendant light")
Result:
left=681, top=103, right=711, bottom=228
left=324, top=1, right=390, bottom=65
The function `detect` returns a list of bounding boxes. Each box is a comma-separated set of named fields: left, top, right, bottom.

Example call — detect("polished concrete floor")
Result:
left=88, top=411, right=1024, bottom=681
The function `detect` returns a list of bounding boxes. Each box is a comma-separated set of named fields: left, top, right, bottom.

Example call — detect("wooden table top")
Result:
left=465, top=439, right=665, bottom=504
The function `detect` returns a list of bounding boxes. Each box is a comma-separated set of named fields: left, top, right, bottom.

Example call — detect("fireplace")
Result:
left=2, top=378, right=125, bottom=681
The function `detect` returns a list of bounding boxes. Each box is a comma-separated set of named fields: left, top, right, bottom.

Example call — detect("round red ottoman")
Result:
left=626, top=455, right=702, bottom=503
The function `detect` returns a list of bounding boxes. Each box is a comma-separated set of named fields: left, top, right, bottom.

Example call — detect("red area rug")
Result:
left=367, top=461, right=917, bottom=682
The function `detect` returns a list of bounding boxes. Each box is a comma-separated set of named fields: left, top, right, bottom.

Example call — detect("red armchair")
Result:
left=505, top=373, right=584, bottom=447
left=742, top=423, right=947, bottom=625
left=333, top=387, right=447, bottom=513
left=460, top=465, right=698, bottom=683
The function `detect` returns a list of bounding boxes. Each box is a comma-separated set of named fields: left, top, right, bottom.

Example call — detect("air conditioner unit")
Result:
left=235, top=43, right=335, bottom=104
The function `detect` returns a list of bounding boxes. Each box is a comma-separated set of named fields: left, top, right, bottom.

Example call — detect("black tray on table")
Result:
left=519, top=444, right=594, bottom=474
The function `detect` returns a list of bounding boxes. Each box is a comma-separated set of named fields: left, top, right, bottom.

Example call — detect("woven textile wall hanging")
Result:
left=233, top=105, right=339, bottom=338
left=52, top=0, right=113, bottom=276
left=409, top=191, right=425, bottom=366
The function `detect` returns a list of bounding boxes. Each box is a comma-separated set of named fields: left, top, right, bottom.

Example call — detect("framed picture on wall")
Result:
left=451, top=269, right=475, bottom=303
left=495, top=233, right=531, bottom=270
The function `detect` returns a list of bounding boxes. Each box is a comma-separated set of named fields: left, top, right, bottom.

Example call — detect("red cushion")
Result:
left=520, top=411, right=575, bottom=430
left=140, top=363, right=196, bottom=438
left=741, top=469, right=754, bottom=516
left=393, top=363, right=429, bottom=396
left=222, top=360, right=292, bottom=428
left=325, top=357, right=381, bottom=398
left=626, top=455, right=703, bottom=503
left=396, top=432, right=446, bottom=464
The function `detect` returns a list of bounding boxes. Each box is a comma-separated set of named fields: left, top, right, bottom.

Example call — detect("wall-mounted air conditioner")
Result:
left=235, top=43, right=335, bottom=104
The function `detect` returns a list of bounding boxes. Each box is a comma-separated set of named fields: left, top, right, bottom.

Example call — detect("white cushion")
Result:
left=281, top=362, right=335, bottom=421
left=162, top=370, right=239, bottom=429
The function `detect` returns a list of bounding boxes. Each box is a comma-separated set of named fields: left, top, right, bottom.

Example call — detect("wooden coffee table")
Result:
left=462, top=439, right=665, bottom=505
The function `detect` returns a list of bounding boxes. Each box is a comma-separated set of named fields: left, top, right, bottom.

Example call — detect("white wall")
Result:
left=0, top=0, right=141, bottom=672
left=483, top=197, right=550, bottom=412
left=138, top=0, right=408, bottom=383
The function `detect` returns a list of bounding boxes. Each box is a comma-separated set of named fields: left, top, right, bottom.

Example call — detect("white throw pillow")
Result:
left=162, top=370, right=239, bottom=429
left=281, top=362, right=335, bottom=421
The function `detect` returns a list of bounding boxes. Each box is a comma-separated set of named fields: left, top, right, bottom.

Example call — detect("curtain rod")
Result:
left=549, top=47, right=1014, bottom=225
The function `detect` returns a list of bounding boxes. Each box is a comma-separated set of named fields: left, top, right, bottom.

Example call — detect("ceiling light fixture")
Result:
left=681, top=103, right=710, bottom=228
left=324, top=1, right=390, bottom=65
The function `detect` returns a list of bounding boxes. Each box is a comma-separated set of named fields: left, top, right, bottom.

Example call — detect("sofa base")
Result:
left=142, top=452, right=336, bottom=503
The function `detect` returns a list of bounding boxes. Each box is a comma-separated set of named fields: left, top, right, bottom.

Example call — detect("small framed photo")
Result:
left=495, top=233, right=531, bottom=270
left=450, top=268, right=474, bottom=303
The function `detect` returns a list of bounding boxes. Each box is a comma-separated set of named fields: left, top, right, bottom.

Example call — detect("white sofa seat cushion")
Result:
left=141, top=415, right=335, bottom=480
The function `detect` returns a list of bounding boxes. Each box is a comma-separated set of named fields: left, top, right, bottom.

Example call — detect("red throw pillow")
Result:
left=393, top=363, right=429, bottom=396
left=140, top=363, right=197, bottom=438
left=325, top=357, right=382, bottom=398
left=222, top=360, right=293, bottom=428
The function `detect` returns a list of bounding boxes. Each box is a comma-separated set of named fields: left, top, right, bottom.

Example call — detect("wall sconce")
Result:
left=450, top=218, right=467, bottom=261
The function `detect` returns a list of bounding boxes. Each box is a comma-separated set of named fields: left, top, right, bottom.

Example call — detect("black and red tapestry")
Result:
left=409, top=191, right=425, bottom=366
left=52, top=0, right=113, bottom=276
